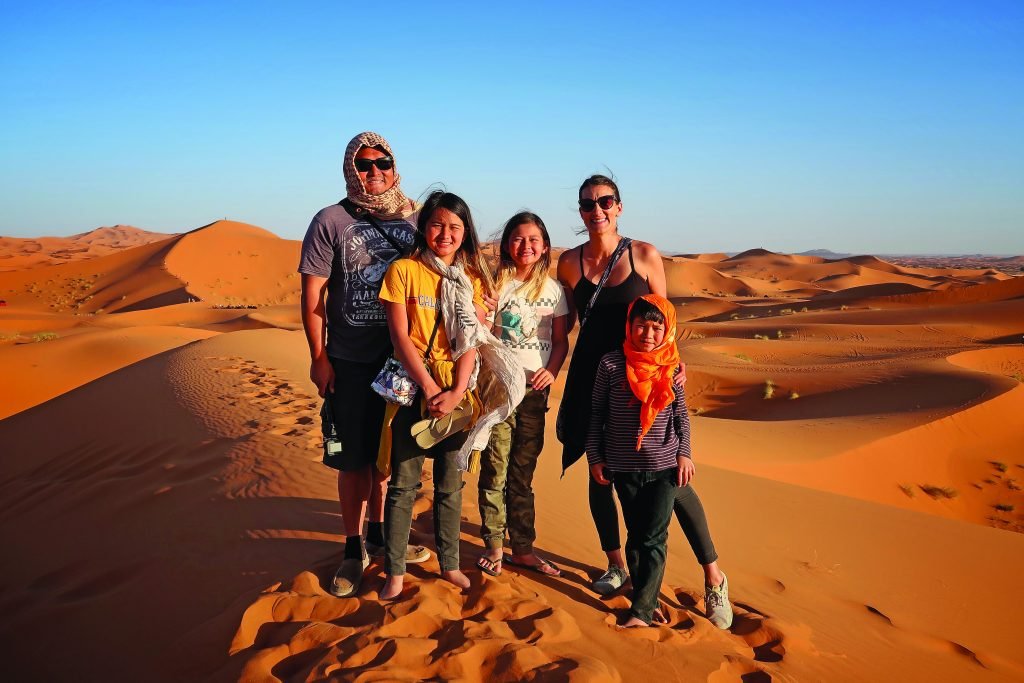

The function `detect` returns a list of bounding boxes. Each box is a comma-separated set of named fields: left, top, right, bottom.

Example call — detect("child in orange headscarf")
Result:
left=587, top=294, right=729, bottom=628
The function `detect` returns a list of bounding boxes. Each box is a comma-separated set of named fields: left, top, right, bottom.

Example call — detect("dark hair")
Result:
left=629, top=298, right=666, bottom=325
left=578, top=174, right=621, bottom=202
left=495, top=211, right=552, bottom=301
left=414, top=190, right=495, bottom=291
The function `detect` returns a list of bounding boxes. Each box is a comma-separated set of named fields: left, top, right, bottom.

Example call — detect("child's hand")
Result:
left=673, top=362, right=686, bottom=388
left=428, top=388, right=465, bottom=418
left=590, top=463, right=611, bottom=486
left=530, top=368, right=555, bottom=391
left=677, top=456, right=695, bottom=487
left=422, top=379, right=444, bottom=403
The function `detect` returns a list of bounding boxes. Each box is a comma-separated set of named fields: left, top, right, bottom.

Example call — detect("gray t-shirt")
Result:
left=298, top=203, right=417, bottom=362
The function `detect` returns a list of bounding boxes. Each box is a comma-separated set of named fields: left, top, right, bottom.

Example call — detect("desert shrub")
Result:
left=991, top=461, right=1008, bottom=473
left=776, top=330, right=784, bottom=339
left=788, top=390, right=800, bottom=399
left=898, top=484, right=914, bottom=498
left=754, top=334, right=769, bottom=340
left=734, top=353, right=752, bottom=362
left=32, top=332, right=58, bottom=342
left=919, top=485, right=958, bottom=499
left=840, top=305, right=849, bottom=311
left=763, top=379, right=776, bottom=399
left=994, top=503, right=1015, bottom=512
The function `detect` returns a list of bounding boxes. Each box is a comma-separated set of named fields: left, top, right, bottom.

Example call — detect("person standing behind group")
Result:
left=557, top=174, right=733, bottom=629
left=377, top=190, right=496, bottom=600
left=476, top=212, right=569, bottom=578
left=298, top=131, right=430, bottom=599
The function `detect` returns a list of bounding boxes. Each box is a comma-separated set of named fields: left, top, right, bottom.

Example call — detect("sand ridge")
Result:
left=2, top=223, right=1023, bottom=681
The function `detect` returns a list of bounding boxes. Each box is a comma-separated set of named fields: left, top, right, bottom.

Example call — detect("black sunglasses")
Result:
left=354, top=157, right=395, bottom=172
left=578, top=195, right=618, bottom=212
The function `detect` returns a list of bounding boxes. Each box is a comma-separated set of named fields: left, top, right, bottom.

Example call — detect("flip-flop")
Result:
left=504, top=555, right=562, bottom=577
left=411, top=398, right=475, bottom=449
left=476, top=555, right=502, bottom=576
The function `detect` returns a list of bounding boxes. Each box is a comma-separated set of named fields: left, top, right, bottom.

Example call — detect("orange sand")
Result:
left=1, top=227, right=1023, bottom=681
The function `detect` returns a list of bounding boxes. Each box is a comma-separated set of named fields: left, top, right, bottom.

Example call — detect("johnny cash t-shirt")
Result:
left=298, top=203, right=417, bottom=362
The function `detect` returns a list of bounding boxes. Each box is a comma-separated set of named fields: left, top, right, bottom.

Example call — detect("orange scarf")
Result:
left=623, top=294, right=682, bottom=450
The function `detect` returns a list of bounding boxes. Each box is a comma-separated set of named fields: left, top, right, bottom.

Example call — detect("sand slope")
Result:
left=2, top=329, right=1023, bottom=682
left=2, top=230, right=1024, bottom=681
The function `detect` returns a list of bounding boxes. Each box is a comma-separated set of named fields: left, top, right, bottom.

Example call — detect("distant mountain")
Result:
left=797, top=249, right=854, bottom=259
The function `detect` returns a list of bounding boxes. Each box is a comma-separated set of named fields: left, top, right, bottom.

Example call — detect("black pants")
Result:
left=613, top=469, right=677, bottom=624
left=589, top=471, right=718, bottom=565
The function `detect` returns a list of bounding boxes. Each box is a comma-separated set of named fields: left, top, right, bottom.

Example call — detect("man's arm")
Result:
left=301, top=274, right=334, bottom=397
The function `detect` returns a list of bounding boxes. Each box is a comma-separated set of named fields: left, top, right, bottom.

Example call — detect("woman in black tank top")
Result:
left=555, top=175, right=733, bottom=628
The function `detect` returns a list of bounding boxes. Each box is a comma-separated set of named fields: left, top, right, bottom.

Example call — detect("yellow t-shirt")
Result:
left=379, top=257, right=485, bottom=363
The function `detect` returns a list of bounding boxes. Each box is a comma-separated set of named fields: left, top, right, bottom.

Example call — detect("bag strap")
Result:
left=424, top=308, right=443, bottom=361
left=339, top=198, right=407, bottom=254
left=578, top=237, right=632, bottom=329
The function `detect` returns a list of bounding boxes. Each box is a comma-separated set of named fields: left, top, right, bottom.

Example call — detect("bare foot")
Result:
left=380, top=574, right=404, bottom=600
left=442, top=569, right=471, bottom=589
left=652, top=607, right=668, bottom=624
left=620, top=615, right=649, bottom=628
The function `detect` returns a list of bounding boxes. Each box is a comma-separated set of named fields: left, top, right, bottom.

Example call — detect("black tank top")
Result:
left=571, top=240, right=649, bottom=359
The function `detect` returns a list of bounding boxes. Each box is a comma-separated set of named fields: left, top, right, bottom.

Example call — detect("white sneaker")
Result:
left=705, top=574, right=734, bottom=629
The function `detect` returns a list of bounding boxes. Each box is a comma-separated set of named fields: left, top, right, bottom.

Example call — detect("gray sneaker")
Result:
left=705, top=574, right=734, bottom=629
left=329, top=555, right=370, bottom=598
left=364, top=541, right=431, bottom=565
left=593, top=565, right=628, bottom=595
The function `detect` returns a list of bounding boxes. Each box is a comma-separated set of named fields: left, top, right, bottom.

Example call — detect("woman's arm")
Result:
left=384, top=300, right=443, bottom=399
left=634, top=241, right=667, bottom=298
left=556, top=247, right=579, bottom=333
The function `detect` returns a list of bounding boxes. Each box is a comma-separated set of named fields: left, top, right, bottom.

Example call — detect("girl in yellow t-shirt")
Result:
left=378, top=190, right=492, bottom=599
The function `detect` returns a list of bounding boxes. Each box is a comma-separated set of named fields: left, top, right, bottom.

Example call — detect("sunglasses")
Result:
left=354, top=157, right=395, bottom=172
left=578, top=195, right=618, bottom=212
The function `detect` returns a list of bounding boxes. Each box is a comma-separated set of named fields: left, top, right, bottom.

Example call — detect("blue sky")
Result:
left=2, top=1, right=1022, bottom=254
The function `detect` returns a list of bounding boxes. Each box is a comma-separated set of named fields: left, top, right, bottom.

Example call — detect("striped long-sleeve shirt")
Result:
left=586, top=349, right=692, bottom=471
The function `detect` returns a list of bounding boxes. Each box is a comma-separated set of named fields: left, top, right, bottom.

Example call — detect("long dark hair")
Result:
left=413, top=190, right=495, bottom=291
left=495, top=211, right=552, bottom=302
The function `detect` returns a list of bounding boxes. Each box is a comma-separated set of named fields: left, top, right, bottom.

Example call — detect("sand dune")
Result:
left=0, top=225, right=174, bottom=271
left=2, top=228, right=1023, bottom=681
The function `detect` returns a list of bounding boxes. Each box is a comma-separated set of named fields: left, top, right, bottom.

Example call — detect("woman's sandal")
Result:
left=476, top=555, right=502, bottom=576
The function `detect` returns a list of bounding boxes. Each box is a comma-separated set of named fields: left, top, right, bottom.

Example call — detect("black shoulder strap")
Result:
left=579, top=237, right=632, bottom=329
left=339, top=198, right=407, bottom=254
left=424, top=308, right=443, bottom=361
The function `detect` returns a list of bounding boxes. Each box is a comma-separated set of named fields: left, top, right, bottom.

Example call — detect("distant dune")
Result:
left=2, top=222, right=1023, bottom=681
left=0, top=225, right=174, bottom=271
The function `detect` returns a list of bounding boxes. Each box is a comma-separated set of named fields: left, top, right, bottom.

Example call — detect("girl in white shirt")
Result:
left=476, top=212, right=569, bottom=577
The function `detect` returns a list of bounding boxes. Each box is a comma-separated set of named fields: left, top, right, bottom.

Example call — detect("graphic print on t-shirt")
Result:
left=340, top=221, right=414, bottom=327
left=497, top=293, right=559, bottom=352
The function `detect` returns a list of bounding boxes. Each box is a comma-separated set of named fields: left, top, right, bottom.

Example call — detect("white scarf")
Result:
left=420, top=251, right=526, bottom=470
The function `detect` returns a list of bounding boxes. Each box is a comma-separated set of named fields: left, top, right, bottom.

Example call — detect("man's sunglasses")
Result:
left=354, top=157, right=395, bottom=172
left=578, top=195, right=618, bottom=212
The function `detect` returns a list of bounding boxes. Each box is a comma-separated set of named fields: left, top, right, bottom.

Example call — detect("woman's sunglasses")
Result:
left=354, top=157, right=395, bottom=172
left=578, top=195, right=618, bottom=212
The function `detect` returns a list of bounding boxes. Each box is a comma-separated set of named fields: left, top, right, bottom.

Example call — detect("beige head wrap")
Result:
left=343, top=131, right=415, bottom=219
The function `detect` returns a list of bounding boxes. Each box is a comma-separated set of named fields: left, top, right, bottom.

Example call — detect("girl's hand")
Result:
left=530, top=368, right=555, bottom=391
left=673, top=362, right=686, bottom=388
left=676, top=456, right=695, bottom=487
left=422, top=379, right=444, bottom=403
left=590, top=463, right=611, bottom=486
left=428, top=388, right=466, bottom=418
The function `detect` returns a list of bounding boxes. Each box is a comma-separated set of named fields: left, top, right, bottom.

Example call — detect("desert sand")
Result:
left=2, top=224, right=1023, bottom=681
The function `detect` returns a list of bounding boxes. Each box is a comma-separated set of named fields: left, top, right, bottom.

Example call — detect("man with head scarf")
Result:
left=298, top=131, right=430, bottom=597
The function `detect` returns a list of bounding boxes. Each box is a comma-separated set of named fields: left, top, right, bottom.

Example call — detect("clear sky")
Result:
left=2, top=1, right=1022, bottom=254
